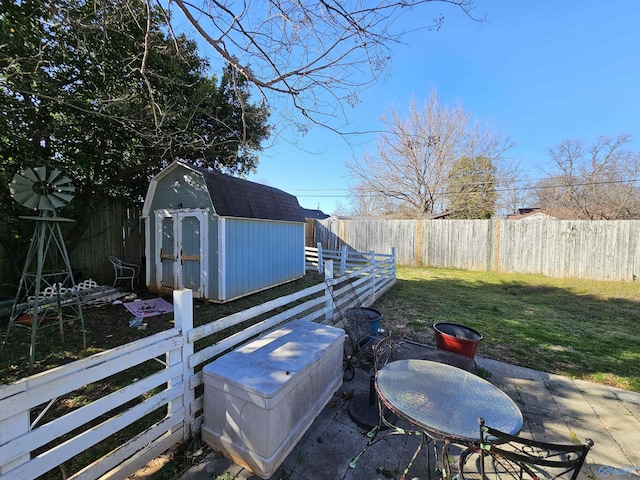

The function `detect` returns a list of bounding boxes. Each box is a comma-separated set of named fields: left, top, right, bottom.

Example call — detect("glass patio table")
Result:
left=376, top=359, right=523, bottom=444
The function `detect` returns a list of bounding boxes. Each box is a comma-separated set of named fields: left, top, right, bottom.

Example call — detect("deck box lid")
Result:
left=203, top=320, right=344, bottom=403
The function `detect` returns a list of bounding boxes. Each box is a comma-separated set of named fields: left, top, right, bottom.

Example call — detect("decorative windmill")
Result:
left=3, top=166, right=86, bottom=368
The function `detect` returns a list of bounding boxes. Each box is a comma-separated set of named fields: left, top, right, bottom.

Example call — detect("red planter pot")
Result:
left=433, top=322, right=483, bottom=360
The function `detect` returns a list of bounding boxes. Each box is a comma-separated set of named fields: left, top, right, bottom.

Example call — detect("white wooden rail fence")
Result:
left=0, top=248, right=396, bottom=480
left=305, top=244, right=393, bottom=277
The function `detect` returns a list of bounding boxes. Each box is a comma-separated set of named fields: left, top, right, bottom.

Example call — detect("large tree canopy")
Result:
left=0, top=0, right=269, bottom=274
left=446, top=155, right=497, bottom=219
left=346, top=91, right=513, bottom=218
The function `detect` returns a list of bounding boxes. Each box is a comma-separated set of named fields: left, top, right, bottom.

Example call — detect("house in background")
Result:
left=506, top=208, right=557, bottom=220
left=426, top=211, right=452, bottom=220
left=142, top=161, right=306, bottom=302
left=506, top=207, right=581, bottom=220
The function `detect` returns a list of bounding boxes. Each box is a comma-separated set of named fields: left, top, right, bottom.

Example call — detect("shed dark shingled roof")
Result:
left=194, top=166, right=305, bottom=222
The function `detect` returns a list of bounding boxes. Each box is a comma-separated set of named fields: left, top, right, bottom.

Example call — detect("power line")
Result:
left=292, top=177, right=640, bottom=199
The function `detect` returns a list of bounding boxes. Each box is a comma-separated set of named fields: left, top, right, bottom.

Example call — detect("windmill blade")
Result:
left=38, top=195, right=55, bottom=211
left=54, top=184, right=75, bottom=193
left=46, top=194, right=67, bottom=210
left=52, top=175, right=72, bottom=186
left=47, top=169, right=63, bottom=184
left=33, top=166, right=48, bottom=181
left=11, top=172, right=36, bottom=187
left=21, top=193, right=41, bottom=210
left=23, top=198, right=40, bottom=210
left=51, top=191, right=74, bottom=204
left=11, top=190, right=40, bottom=209
left=20, top=168, right=40, bottom=183
left=9, top=181, right=35, bottom=195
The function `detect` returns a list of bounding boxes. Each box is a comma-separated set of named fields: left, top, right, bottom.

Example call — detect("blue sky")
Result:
left=235, top=1, right=640, bottom=214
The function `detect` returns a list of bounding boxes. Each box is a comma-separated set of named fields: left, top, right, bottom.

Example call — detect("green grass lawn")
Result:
left=376, top=265, right=640, bottom=392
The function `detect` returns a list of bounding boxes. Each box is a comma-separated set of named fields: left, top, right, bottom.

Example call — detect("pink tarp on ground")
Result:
left=123, top=298, right=173, bottom=318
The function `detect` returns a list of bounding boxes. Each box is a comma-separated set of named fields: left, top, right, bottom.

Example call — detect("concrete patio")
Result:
left=178, top=342, right=640, bottom=480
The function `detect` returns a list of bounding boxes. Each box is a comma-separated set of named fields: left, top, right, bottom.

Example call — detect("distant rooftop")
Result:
left=300, top=208, right=330, bottom=220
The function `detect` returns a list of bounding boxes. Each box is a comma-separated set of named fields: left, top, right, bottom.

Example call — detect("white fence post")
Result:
left=391, top=247, right=397, bottom=278
left=324, top=260, right=334, bottom=324
left=369, top=251, right=376, bottom=303
left=0, top=406, right=29, bottom=474
left=317, top=242, right=323, bottom=275
left=340, top=245, right=348, bottom=275
left=171, top=288, right=195, bottom=441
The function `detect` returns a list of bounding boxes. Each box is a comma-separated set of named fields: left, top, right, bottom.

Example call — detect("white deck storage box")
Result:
left=202, top=319, right=345, bottom=479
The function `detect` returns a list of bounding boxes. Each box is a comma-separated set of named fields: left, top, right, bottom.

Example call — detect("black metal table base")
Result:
left=348, top=375, right=397, bottom=429
left=348, top=391, right=382, bottom=428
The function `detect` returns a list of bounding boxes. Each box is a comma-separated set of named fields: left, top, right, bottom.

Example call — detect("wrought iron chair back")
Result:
left=372, top=334, right=394, bottom=374
left=108, top=256, right=140, bottom=291
left=325, top=275, right=384, bottom=355
left=458, top=418, right=594, bottom=480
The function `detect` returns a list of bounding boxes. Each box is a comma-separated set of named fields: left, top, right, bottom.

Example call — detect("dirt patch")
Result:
left=1, top=273, right=326, bottom=384
left=0, top=290, right=179, bottom=383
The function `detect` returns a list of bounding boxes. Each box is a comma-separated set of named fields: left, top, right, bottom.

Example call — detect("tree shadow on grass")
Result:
left=374, top=275, right=640, bottom=392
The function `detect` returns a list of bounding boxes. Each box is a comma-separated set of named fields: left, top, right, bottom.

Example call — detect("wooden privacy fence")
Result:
left=313, top=217, right=640, bottom=281
left=0, top=248, right=395, bottom=480
left=0, top=199, right=143, bottom=297
left=67, top=200, right=144, bottom=286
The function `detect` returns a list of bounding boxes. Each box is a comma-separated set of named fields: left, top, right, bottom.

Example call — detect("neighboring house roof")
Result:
left=144, top=161, right=305, bottom=223
left=506, top=211, right=556, bottom=220
left=506, top=207, right=580, bottom=220
left=507, top=208, right=552, bottom=220
left=301, top=208, right=330, bottom=219
left=426, top=211, right=452, bottom=220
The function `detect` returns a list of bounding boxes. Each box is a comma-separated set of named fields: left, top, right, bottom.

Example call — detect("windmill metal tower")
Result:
left=3, top=166, right=86, bottom=368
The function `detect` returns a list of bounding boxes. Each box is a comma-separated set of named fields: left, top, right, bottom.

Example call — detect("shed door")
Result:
left=155, top=209, right=207, bottom=298
left=159, top=215, right=175, bottom=289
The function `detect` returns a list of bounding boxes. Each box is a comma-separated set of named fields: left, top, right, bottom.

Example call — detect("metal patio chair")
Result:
left=458, top=418, right=594, bottom=480
left=326, top=275, right=386, bottom=351
left=326, top=274, right=388, bottom=380
left=108, top=256, right=140, bottom=291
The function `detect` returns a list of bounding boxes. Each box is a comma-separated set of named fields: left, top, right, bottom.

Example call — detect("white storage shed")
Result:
left=142, top=161, right=306, bottom=302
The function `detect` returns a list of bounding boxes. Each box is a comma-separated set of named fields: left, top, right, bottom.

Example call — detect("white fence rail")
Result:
left=0, top=248, right=395, bottom=480
left=314, top=218, right=640, bottom=281
left=308, top=244, right=396, bottom=277
left=0, top=328, right=185, bottom=480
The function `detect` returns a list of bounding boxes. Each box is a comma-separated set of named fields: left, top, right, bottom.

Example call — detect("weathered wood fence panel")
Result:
left=314, top=218, right=640, bottom=281
left=314, top=217, right=417, bottom=264
left=1, top=200, right=144, bottom=299
left=68, top=200, right=144, bottom=286
left=497, top=220, right=640, bottom=281
left=422, top=220, right=493, bottom=271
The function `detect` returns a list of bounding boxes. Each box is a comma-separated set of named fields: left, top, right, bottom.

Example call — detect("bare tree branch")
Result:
left=535, top=135, right=640, bottom=219
left=163, top=0, right=481, bottom=130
